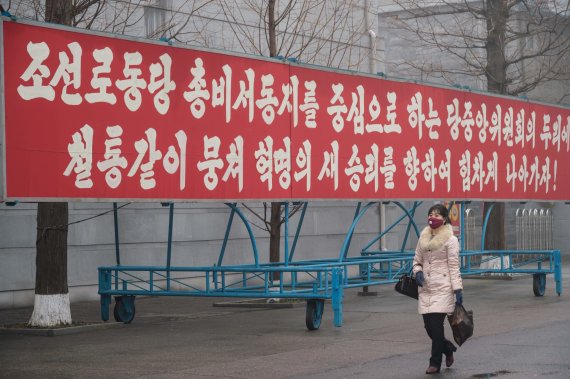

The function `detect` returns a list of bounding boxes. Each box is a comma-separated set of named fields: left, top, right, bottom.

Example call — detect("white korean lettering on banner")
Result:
left=345, top=145, right=364, bottom=191
left=63, top=124, right=93, bottom=188
left=148, top=53, right=176, bottom=115
left=403, top=147, right=420, bottom=191
left=380, top=146, right=396, bottom=190
left=211, top=64, right=232, bottom=123
left=408, top=92, right=425, bottom=139
left=294, top=140, right=312, bottom=191
left=518, top=155, right=529, bottom=193
left=233, top=68, right=255, bottom=122
left=514, top=109, right=525, bottom=148
left=426, top=97, right=441, bottom=139
left=127, top=128, right=162, bottom=189
left=328, top=84, right=347, bottom=133
left=365, top=144, right=379, bottom=192
left=529, top=156, right=540, bottom=192
left=49, top=42, right=82, bottom=105
left=489, top=105, right=502, bottom=146
left=365, top=94, right=382, bottom=134
left=347, top=85, right=365, bottom=135
left=253, top=136, right=292, bottom=190
left=274, top=137, right=291, bottom=190
left=421, top=148, right=436, bottom=191
left=278, top=75, right=299, bottom=127
left=85, top=47, right=117, bottom=105
left=540, top=157, right=552, bottom=193
left=563, top=116, right=570, bottom=152
left=116, top=52, right=147, bottom=112
left=526, top=111, right=536, bottom=149
left=506, top=154, right=518, bottom=192
left=163, top=130, right=187, bottom=190
left=471, top=151, right=485, bottom=192
left=503, top=106, right=514, bottom=147
left=97, top=125, right=128, bottom=189
left=409, top=92, right=441, bottom=140
left=184, top=57, right=211, bottom=119
left=459, top=150, right=471, bottom=192
left=17, top=42, right=54, bottom=101
left=439, top=149, right=451, bottom=192
left=197, top=135, right=223, bottom=190
left=476, top=103, right=488, bottom=143
left=317, top=141, right=339, bottom=190
left=222, top=136, right=244, bottom=192
left=540, top=114, right=552, bottom=150
left=461, top=101, right=474, bottom=142
left=255, top=136, right=274, bottom=190
left=256, top=74, right=279, bottom=125
left=552, top=115, right=562, bottom=152
left=384, top=92, right=402, bottom=134
left=299, top=80, right=318, bottom=129
left=447, top=98, right=461, bottom=141
left=485, top=152, right=498, bottom=191
left=8, top=28, right=570, bottom=200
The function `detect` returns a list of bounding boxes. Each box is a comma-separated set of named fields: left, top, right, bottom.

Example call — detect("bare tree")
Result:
left=379, top=0, right=570, bottom=250
left=3, top=0, right=370, bottom=317
left=217, top=0, right=369, bottom=69
left=381, top=0, right=570, bottom=103
left=2, top=0, right=212, bottom=327
left=29, top=0, right=92, bottom=327
left=215, top=0, right=370, bottom=271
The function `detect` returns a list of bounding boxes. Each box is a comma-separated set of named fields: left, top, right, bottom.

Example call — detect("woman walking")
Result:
left=413, top=204, right=463, bottom=374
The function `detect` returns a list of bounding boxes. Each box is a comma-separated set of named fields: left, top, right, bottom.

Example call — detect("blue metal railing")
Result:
left=99, top=201, right=563, bottom=328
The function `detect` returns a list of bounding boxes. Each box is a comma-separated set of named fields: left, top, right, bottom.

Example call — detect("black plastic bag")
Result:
left=394, top=274, right=418, bottom=299
left=447, top=303, right=474, bottom=346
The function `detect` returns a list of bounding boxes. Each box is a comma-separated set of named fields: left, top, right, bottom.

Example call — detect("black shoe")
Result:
left=445, top=352, right=454, bottom=367
left=426, top=366, right=440, bottom=374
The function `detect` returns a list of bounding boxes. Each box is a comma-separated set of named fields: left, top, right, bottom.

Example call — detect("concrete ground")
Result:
left=1, top=269, right=569, bottom=379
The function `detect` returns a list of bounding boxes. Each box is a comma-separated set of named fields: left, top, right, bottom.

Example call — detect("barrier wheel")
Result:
left=306, top=299, right=324, bottom=330
left=113, top=295, right=136, bottom=323
left=533, top=274, right=546, bottom=297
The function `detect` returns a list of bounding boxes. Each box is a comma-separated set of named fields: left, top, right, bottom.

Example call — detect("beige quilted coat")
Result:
left=412, top=224, right=463, bottom=314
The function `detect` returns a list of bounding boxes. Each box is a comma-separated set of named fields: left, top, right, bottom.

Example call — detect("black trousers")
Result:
left=422, top=313, right=456, bottom=368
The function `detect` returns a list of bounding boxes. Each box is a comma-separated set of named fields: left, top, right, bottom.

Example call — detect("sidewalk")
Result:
left=1, top=267, right=569, bottom=378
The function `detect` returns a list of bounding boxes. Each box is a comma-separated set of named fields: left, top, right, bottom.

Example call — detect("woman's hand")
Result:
left=455, top=290, right=463, bottom=305
left=415, top=271, right=424, bottom=287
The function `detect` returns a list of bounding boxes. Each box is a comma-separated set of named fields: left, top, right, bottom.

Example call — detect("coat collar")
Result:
left=419, top=224, right=453, bottom=251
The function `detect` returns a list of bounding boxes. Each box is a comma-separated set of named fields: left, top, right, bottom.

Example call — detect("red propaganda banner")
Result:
left=2, top=20, right=570, bottom=201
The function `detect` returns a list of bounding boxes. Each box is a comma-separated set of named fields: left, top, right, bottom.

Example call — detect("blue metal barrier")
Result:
left=99, top=201, right=562, bottom=329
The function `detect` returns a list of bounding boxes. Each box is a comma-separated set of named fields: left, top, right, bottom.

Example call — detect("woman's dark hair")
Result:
left=428, top=204, right=451, bottom=225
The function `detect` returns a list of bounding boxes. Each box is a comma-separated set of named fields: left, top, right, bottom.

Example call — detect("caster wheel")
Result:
left=306, top=299, right=324, bottom=330
left=113, top=295, right=136, bottom=323
left=533, top=274, right=546, bottom=297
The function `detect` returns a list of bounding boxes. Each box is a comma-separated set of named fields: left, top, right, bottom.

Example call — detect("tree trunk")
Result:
left=30, top=203, right=71, bottom=326
left=29, top=0, right=73, bottom=327
left=482, top=202, right=505, bottom=250
left=46, top=0, right=73, bottom=25
left=266, top=0, right=281, bottom=276
left=483, top=0, right=507, bottom=250
left=267, top=0, right=277, bottom=57
left=485, top=0, right=508, bottom=93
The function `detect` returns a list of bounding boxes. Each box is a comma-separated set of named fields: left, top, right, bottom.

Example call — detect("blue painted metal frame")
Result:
left=99, top=200, right=562, bottom=327
left=357, top=201, right=562, bottom=296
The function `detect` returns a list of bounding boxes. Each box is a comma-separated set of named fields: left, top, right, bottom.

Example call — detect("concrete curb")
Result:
left=0, top=321, right=124, bottom=337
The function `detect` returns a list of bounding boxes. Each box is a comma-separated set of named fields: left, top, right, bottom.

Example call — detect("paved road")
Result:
left=1, top=269, right=569, bottom=378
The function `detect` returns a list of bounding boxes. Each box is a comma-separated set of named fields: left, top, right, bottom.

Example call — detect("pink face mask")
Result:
left=428, top=217, right=444, bottom=229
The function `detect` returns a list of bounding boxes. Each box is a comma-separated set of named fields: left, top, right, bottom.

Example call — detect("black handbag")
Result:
left=447, top=303, right=474, bottom=346
left=394, top=270, right=419, bottom=299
